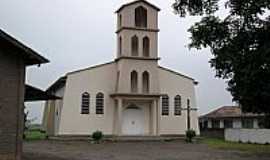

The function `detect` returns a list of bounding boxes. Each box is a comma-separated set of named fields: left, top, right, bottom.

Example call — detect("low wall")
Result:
left=200, top=129, right=224, bottom=139
left=225, top=129, right=270, bottom=144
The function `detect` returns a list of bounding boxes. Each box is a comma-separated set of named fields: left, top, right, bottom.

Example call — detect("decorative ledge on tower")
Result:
left=115, top=56, right=161, bottom=62
left=110, top=93, right=165, bottom=99
left=116, top=27, right=160, bottom=34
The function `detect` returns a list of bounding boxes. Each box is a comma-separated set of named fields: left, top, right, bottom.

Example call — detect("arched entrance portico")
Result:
left=112, top=96, right=160, bottom=136
left=122, top=105, right=144, bottom=135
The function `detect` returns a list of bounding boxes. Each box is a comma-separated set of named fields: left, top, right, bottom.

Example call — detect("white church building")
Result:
left=43, top=0, right=200, bottom=137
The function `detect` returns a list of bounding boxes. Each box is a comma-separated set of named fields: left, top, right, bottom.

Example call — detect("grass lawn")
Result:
left=24, top=130, right=47, bottom=141
left=202, top=138, right=270, bottom=154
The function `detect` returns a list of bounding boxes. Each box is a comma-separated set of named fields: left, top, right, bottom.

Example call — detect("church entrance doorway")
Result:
left=122, top=105, right=144, bottom=135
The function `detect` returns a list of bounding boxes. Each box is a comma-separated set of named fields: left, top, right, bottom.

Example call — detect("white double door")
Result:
left=122, top=107, right=144, bottom=135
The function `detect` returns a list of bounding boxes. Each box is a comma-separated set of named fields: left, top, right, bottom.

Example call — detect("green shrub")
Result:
left=92, top=131, right=104, bottom=143
left=186, top=129, right=196, bottom=143
left=24, top=130, right=47, bottom=141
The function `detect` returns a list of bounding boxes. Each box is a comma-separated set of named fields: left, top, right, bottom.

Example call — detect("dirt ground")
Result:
left=23, top=140, right=269, bottom=160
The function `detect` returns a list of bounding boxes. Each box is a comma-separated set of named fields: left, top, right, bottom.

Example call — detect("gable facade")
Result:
left=43, top=0, right=199, bottom=137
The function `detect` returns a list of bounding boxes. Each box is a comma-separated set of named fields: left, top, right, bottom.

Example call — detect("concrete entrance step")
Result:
left=49, top=136, right=187, bottom=142
left=49, top=136, right=91, bottom=141
left=110, top=136, right=186, bottom=142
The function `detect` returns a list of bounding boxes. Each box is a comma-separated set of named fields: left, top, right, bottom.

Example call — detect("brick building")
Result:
left=0, top=29, right=48, bottom=160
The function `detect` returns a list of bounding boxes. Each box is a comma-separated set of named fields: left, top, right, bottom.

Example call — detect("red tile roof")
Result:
left=200, top=106, right=263, bottom=118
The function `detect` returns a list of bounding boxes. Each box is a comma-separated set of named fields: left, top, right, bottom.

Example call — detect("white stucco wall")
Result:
left=58, top=63, right=117, bottom=135
left=53, top=86, right=65, bottom=135
left=57, top=63, right=199, bottom=136
left=117, top=59, right=159, bottom=93
left=158, top=67, right=199, bottom=135
left=225, top=129, right=270, bottom=144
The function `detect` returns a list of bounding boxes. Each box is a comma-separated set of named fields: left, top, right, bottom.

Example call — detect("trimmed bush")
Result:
left=186, top=129, right=196, bottom=143
left=92, top=130, right=104, bottom=143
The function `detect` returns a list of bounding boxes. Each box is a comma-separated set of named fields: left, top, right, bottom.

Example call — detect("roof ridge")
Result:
left=116, top=0, right=160, bottom=13
left=0, top=29, right=49, bottom=65
left=158, top=65, right=196, bottom=81
left=200, top=106, right=263, bottom=118
left=67, top=61, right=115, bottom=75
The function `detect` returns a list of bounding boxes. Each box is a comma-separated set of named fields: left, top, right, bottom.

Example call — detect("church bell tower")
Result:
left=116, top=0, right=160, bottom=59
left=115, top=0, right=161, bottom=94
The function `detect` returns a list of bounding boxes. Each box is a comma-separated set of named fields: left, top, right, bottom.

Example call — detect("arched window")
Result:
left=135, top=6, right=147, bottom=28
left=162, top=95, right=169, bottom=116
left=131, top=71, right=138, bottom=93
left=143, top=37, right=150, bottom=57
left=119, top=37, right=122, bottom=56
left=81, top=92, right=90, bottom=114
left=142, top=71, right=149, bottom=93
left=131, top=35, right=139, bottom=56
left=174, top=95, right=182, bottom=116
left=96, top=93, right=104, bottom=114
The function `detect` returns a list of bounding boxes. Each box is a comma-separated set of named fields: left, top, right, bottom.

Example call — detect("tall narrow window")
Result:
left=116, top=71, right=120, bottom=91
left=174, top=95, right=182, bottom=116
left=131, top=71, right=138, bottom=93
left=162, top=95, right=169, bottom=116
left=81, top=92, right=90, bottom=114
left=143, top=37, right=150, bottom=57
left=135, top=6, right=147, bottom=28
left=131, top=35, right=139, bottom=56
left=142, top=71, right=149, bottom=93
left=96, top=93, right=104, bottom=114
left=119, top=14, right=122, bottom=27
left=119, top=37, right=122, bottom=56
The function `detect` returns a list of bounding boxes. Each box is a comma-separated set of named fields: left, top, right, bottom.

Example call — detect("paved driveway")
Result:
left=23, top=140, right=269, bottom=160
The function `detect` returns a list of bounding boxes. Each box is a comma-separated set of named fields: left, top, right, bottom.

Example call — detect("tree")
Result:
left=173, top=0, right=270, bottom=116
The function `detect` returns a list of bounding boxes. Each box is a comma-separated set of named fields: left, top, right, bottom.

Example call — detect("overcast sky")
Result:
left=0, top=0, right=233, bottom=123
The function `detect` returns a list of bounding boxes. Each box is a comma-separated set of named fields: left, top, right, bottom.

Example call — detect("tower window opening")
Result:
left=131, top=35, right=139, bottom=56
left=143, top=37, right=150, bottom=57
left=135, top=6, right=147, bottom=28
